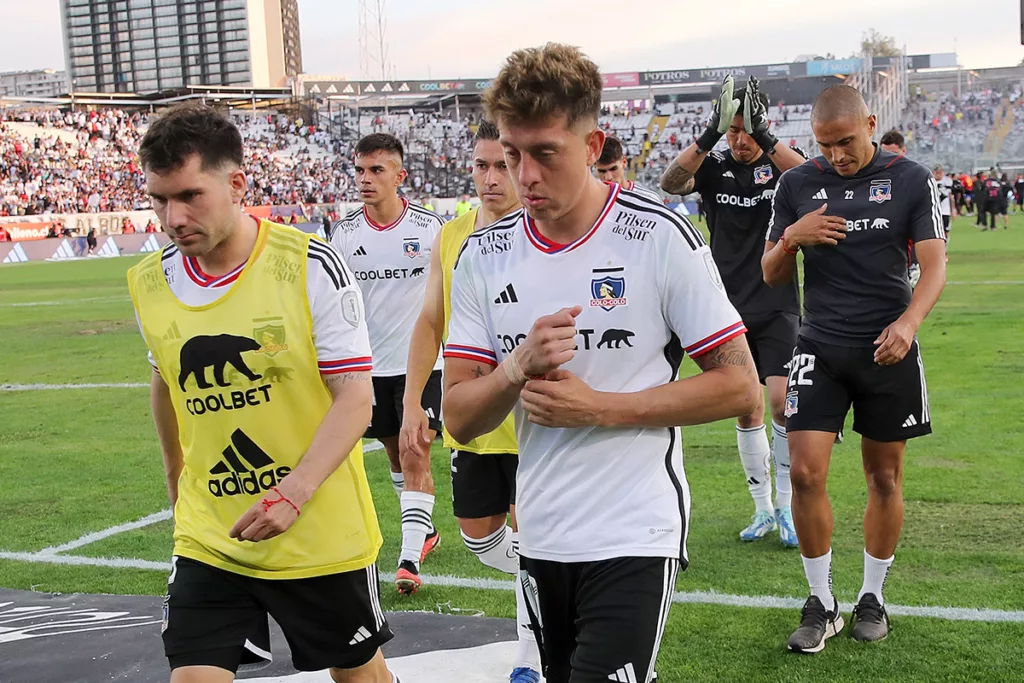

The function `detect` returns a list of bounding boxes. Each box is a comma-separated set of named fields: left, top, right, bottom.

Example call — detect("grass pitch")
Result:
left=1, top=215, right=1023, bottom=681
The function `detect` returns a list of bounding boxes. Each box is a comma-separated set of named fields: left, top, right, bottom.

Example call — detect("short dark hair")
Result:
left=138, top=104, right=243, bottom=173
left=880, top=130, right=905, bottom=148
left=355, top=133, right=404, bottom=162
left=812, top=84, right=869, bottom=124
left=474, top=120, right=500, bottom=144
left=598, top=137, right=625, bottom=166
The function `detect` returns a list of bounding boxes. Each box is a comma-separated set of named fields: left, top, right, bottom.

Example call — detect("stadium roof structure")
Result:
left=0, top=84, right=293, bottom=110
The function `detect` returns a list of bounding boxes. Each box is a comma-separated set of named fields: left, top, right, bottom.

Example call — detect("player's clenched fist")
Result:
left=510, top=305, right=582, bottom=380
left=782, top=203, right=848, bottom=249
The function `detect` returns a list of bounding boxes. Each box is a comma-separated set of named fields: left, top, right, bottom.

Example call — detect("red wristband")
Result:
left=262, top=487, right=301, bottom=516
left=781, top=232, right=799, bottom=255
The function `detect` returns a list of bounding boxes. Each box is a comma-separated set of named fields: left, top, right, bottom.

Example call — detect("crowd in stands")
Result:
left=0, top=81, right=1019, bottom=226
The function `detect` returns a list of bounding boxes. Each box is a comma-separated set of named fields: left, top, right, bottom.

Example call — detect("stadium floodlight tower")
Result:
left=359, top=0, right=393, bottom=82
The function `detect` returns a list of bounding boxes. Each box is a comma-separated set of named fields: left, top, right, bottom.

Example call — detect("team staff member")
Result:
left=400, top=120, right=541, bottom=683
left=661, top=75, right=806, bottom=547
left=129, top=104, right=399, bottom=683
left=445, top=43, right=759, bottom=683
left=594, top=136, right=662, bottom=201
left=764, top=85, right=945, bottom=653
left=329, top=134, right=444, bottom=594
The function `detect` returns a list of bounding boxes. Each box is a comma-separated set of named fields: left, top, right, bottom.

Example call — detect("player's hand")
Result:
left=400, top=404, right=433, bottom=460
left=743, top=77, right=779, bottom=153
left=516, top=306, right=583, bottom=377
left=228, top=476, right=307, bottom=542
left=873, top=318, right=916, bottom=365
left=520, top=369, right=602, bottom=428
left=696, top=76, right=740, bottom=152
left=784, top=204, right=848, bottom=248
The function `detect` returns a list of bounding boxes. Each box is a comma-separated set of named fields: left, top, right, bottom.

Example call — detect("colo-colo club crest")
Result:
left=403, top=238, right=421, bottom=258
left=753, top=164, right=774, bottom=185
left=590, top=273, right=627, bottom=312
left=253, top=316, right=288, bottom=357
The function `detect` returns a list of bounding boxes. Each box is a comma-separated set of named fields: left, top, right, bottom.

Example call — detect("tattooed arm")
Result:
left=442, top=357, right=523, bottom=444
left=659, top=142, right=709, bottom=196
left=594, top=337, right=759, bottom=428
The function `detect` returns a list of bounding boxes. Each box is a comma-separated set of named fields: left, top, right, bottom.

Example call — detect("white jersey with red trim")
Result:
left=445, top=184, right=745, bottom=563
left=625, top=180, right=662, bottom=203
left=142, top=234, right=371, bottom=376
left=330, top=199, right=444, bottom=377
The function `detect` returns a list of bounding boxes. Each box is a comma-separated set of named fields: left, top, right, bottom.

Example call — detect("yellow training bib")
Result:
left=128, top=220, right=382, bottom=579
left=440, top=209, right=518, bottom=454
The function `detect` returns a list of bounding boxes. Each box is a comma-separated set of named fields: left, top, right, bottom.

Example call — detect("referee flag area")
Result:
left=1, top=216, right=1023, bottom=682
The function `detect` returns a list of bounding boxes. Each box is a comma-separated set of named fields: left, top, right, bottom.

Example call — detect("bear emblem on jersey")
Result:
left=869, top=179, right=892, bottom=203
left=753, top=165, right=773, bottom=185
left=403, top=238, right=421, bottom=258
left=590, top=276, right=627, bottom=312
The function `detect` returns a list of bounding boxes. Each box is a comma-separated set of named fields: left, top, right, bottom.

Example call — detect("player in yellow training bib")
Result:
left=128, top=104, right=401, bottom=683
left=399, top=120, right=541, bottom=682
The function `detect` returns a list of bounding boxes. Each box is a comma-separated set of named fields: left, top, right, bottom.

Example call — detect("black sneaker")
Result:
left=788, top=595, right=844, bottom=654
left=851, top=593, right=889, bottom=642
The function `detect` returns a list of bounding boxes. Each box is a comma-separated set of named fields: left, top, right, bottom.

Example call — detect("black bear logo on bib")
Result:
left=178, top=334, right=263, bottom=391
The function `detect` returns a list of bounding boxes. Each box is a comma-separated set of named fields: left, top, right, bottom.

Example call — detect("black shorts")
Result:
left=522, top=556, right=678, bottom=683
left=743, top=312, right=799, bottom=383
left=784, top=336, right=932, bottom=442
left=365, top=370, right=442, bottom=439
left=942, top=215, right=950, bottom=231
left=997, top=202, right=1009, bottom=216
left=451, top=450, right=518, bottom=519
left=163, top=556, right=393, bottom=673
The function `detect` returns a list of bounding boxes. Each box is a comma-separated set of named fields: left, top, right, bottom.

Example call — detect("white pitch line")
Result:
left=0, top=383, right=148, bottom=391
left=946, top=280, right=1024, bottom=285
left=0, top=295, right=130, bottom=307
left=1, top=553, right=1020, bottom=624
left=39, top=510, right=173, bottom=555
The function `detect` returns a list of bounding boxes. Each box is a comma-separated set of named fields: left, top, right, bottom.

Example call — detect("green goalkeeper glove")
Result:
left=696, top=76, right=741, bottom=153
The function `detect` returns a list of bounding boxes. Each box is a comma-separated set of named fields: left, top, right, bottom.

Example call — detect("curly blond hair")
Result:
left=483, top=43, right=603, bottom=128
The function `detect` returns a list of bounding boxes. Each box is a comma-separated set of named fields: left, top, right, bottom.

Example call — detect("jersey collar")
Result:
left=183, top=218, right=262, bottom=288
left=364, top=198, right=409, bottom=231
left=524, top=183, right=619, bottom=255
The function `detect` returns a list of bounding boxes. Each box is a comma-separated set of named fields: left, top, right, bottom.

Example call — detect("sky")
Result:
left=2, top=0, right=1022, bottom=78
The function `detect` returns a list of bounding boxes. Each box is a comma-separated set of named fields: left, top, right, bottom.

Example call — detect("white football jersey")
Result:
left=331, top=200, right=444, bottom=377
left=446, top=185, right=746, bottom=564
left=937, top=176, right=953, bottom=216
left=624, top=180, right=662, bottom=203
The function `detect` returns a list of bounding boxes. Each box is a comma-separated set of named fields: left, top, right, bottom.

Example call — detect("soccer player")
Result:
left=933, top=166, right=953, bottom=254
left=763, top=85, right=945, bottom=653
left=128, top=105, right=398, bottom=683
left=975, top=171, right=989, bottom=229
left=444, top=43, right=759, bottom=683
left=879, top=129, right=906, bottom=155
left=660, top=75, right=806, bottom=548
left=594, top=136, right=662, bottom=201
left=329, top=133, right=444, bottom=594
left=400, top=120, right=541, bottom=682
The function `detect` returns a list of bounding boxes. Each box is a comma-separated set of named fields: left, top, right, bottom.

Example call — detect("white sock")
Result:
left=514, top=556, right=540, bottom=672
left=399, top=491, right=435, bottom=568
left=390, top=470, right=405, bottom=499
left=802, top=549, right=835, bottom=612
left=461, top=525, right=518, bottom=574
left=859, top=550, right=894, bottom=605
left=737, top=425, right=773, bottom=514
left=771, top=421, right=792, bottom=509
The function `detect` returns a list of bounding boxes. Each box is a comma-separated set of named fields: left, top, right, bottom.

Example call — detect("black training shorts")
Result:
left=522, top=555, right=678, bottom=683
left=451, top=450, right=518, bottom=519
left=365, top=370, right=442, bottom=440
left=163, top=556, right=393, bottom=673
left=743, top=312, right=800, bottom=384
left=784, top=335, right=932, bottom=442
